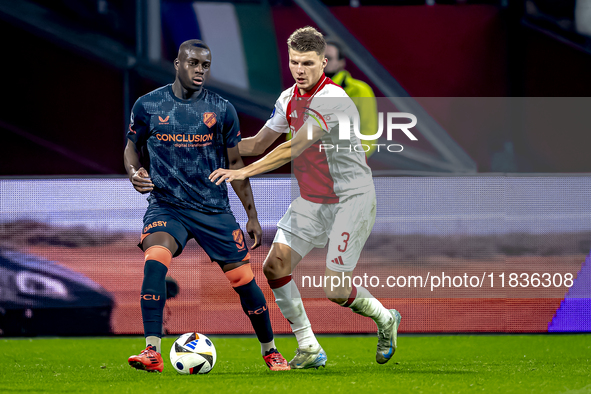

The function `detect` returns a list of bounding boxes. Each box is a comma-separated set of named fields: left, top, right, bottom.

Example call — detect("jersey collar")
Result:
left=168, top=84, right=206, bottom=103
left=294, top=74, right=329, bottom=99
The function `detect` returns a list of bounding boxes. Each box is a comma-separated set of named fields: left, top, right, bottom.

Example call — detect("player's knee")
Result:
left=224, top=263, right=254, bottom=288
left=262, top=253, right=290, bottom=279
left=262, top=259, right=276, bottom=279
left=142, top=232, right=178, bottom=257
left=144, top=245, right=173, bottom=269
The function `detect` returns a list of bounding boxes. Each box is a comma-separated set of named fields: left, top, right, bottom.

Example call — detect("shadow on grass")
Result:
left=210, top=365, right=479, bottom=376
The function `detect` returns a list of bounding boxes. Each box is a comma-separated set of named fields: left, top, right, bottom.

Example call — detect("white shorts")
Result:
left=273, top=189, right=376, bottom=272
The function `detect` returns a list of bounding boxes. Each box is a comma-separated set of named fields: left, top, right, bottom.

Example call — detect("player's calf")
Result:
left=140, top=246, right=171, bottom=338
left=226, top=263, right=292, bottom=370
left=323, top=270, right=353, bottom=304
left=226, top=264, right=273, bottom=342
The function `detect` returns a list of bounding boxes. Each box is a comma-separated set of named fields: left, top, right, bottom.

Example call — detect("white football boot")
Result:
left=289, top=344, right=327, bottom=369
left=376, top=309, right=401, bottom=364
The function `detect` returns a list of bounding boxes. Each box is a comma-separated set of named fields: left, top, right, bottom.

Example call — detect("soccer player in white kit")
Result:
left=210, top=26, right=400, bottom=369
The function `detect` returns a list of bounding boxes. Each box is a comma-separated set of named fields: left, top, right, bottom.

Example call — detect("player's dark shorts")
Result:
left=139, top=199, right=249, bottom=266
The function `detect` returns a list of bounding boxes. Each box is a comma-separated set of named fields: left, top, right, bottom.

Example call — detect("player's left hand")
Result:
left=246, top=218, right=262, bottom=250
left=209, top=168, right=246, bottom=185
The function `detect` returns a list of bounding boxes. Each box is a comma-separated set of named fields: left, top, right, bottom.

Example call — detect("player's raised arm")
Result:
left=226, top=145, right=262, bottom=249
left=238, top=126, right=282, bottom=156
left=124, top=139, right=154, bottom=194
left=210, top=123, right=325, bottom=185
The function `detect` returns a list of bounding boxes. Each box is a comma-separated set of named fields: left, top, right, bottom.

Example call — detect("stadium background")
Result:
left=1, top=0, right=590, bottom=336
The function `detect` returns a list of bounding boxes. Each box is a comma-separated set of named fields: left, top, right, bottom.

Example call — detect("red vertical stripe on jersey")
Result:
left=287, top=75, right=344, bottom=204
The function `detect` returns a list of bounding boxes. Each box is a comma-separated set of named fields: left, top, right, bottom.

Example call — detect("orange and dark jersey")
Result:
left=127, top=84, right=241, bottom=214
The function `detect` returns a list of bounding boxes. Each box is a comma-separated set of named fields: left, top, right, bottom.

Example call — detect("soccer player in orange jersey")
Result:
left=125, top=39, right=289, bottom=372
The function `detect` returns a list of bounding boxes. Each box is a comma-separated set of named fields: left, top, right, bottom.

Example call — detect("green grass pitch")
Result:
left=1, top=334, right=590, bottom=393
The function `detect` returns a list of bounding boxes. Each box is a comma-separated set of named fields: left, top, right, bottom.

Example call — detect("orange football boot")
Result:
left=263, top=349, right=291, bottom=371
left=128, top=345, right=163, bottom=372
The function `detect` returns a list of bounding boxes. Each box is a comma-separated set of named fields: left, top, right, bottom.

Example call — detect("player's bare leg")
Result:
left=264, top=242, right=326, bottom=369
left=324, top=267, right=401, bottom=364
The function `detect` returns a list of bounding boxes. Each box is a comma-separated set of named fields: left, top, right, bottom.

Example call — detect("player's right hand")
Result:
left=131, top=167, right=154, bottom=194
left=246, top=218, right=263, bottom=250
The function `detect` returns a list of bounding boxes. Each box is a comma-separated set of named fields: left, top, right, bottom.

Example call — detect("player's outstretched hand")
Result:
left=209, top=168, right=246, bottom=185
left=246, top=218, right=262, bottom=250
left=131, top=167, right=154, bottom=194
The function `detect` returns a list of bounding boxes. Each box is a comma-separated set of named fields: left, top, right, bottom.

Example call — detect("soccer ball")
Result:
left=170, top=332, right=217, bottom=374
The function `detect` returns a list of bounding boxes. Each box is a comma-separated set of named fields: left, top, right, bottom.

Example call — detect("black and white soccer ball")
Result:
left=170, top=332, right=216, bottom=374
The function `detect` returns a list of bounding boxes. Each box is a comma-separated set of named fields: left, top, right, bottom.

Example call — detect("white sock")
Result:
left=348, top=286, right=391, bottom=329
left=272, top=278, right=320, bottom=350
left=261, top=339, right=277, bottom=356
left=146, top=336, right=161, bottom=353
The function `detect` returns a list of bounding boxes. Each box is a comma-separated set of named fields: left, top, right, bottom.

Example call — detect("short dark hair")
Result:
left=325, top=39, right=345, bottom=60
left=287, top=26, right=326, bottom=56
left=178, top=39, right=210, bottom=58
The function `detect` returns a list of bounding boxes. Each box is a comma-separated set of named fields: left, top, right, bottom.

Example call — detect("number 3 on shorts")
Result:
left=338, top=232, right=350, bottom=252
